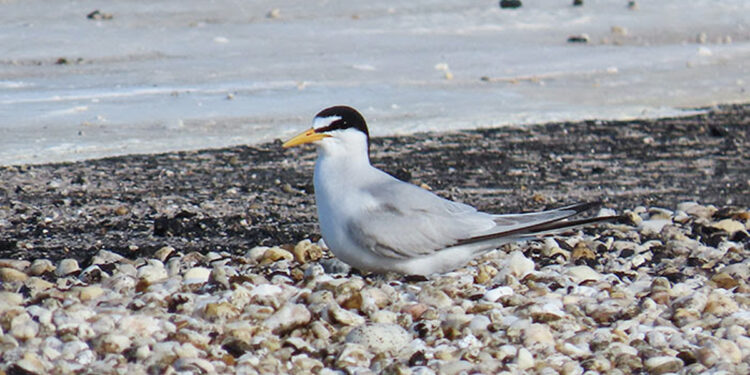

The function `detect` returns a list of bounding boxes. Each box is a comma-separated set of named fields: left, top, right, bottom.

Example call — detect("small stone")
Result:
left=246, top=246, right=270, bottom=262
left=267, top=8, right=281, bottom=19
left=402, top=303, right=429, bottom=320
left=136, top=260, right=167, bottom=284
left=523, top=323, right=555, bottom=347
left=0, top=267, right=28, bottom=282
left=484, top=286, right=514, bottom=302
left=319, top=258, right=352, bottom=274
left=572, top=0, right=583, bottom=6
left=567, top=34, right=590, bottom=43
left=90, top=250, right=125, bottom=265
left=328, top=304, right=366, bottom=326
left=712, top=219, right=745, bottom=234
left=469, top=315, right=491, bottom=335
left=114, top=205, right=129, bottom=216
left=717, top=339, right=742, bottom=364
left=611, top=26, right=628, bottom=36
left=696, top=32, right=708, bottom=44
left=571, top=242, right=596, bottom=262
left=28, top=259, right=56, bottom=276
left=75, top=286, right=105, bottom=302
left=565, top=265, right=602, bottom=283
left=87, top=10, right=113, bottom=20
left=711, top=272, right=739, bottom=289
left=79, top=265, right=107, bottom=283
left=203, top=302, right=240, bottom=321
left=56, top=259, right=80, bottom=276
left=11, top=312, right=39, bottom=341
left=499, top=0, right=522, bottom=9
left=11, top=352, right=47, bottom=374
left=23, top=277, right=55, bottom=297
left=704, top=290, right=739, bottom=316
left=262, top=246, right=294, bottom=264
left=293, top=239, right=323, bottom=264
left=558, top=342, right=591, bottom=359
left=336, top=343, right=374, bottom=368
left=504, top=250, right=534, bottom=279
left=0, top=291, right=23, bottom=308
left=96, top=334, right=131, bottom=353
left=474, top=264, right=497, bottom=284
left=263, top=303, right=312, bottom=334
left=516, top=347, right=534, bottom=370
left=183, top=267, right=211, bottom=284
left=639, top=219, right=671, bottom=234
left=175, top=358, right=216, bottom=373
left=440, top=360, right=474, bottom=375
left=677, top=202, right=716, bottom=219
left=418, top=288, right=453, bottom=308
left=346, top=323, right=410, bottom=355
left=0, top=259, right=30, bottom=271
left=644, top=356, right=683, bottom=375
left=153, top=246, right=175, bottom=262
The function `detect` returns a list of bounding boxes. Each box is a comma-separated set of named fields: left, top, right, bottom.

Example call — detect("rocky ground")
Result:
left=0, top=104, right=748, bottom=374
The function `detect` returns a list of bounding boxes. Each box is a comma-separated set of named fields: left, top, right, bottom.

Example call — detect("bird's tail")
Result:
left=456, top=201, right=618, bottom=246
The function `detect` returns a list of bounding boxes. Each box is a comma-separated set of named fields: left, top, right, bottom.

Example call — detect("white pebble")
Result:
left=183, top=267, right=211, bottom=284
left=516, top=347, right=534, bottom=370
left=483, top=286, right=514, bottom=302
left=346, top=323, right=411, bottom=354
left=504, top=251, right=535, bottom=279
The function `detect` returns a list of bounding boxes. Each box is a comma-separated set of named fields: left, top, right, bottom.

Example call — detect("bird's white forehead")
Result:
left=313, top=115, right=341, bottom=130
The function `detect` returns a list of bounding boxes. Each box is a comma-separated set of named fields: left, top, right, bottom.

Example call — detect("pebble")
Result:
left=712, top=218, right=745, bottom=234
left=28, top=259, right=56, bottom=276
left=639, top=219, right=671, bottom=234
left=264, top=303, right=312, bottom=334
left=644, top=356, right=683, bottom=374
left=293, top=239, right=323, bottom=263
left=499, top=0, right=522, bottom=9
left=74, top=285, right=105, bottom=301
left=564, top=265, right=602, bottom=283
left=55, top=258, right=81, bottom=277
left=0, top=203, right=747, bottom=374
left=0, top=267, right=28, bottom=282
left=183, top=267, right=211, bottom=284
left=0, top=259, right=30, bottom=271
left=483, top=285, right=514, bottom=302
left=516, top=347, right=534, bottom=370
left=503, top=250, right=535, bottom=279
left=346, top=323, right=411, bottom=354
left=0, top=291, right=23, bottom=308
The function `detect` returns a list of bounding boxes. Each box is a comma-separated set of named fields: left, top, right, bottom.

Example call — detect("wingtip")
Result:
left=555, top=201, right=602, bottom=215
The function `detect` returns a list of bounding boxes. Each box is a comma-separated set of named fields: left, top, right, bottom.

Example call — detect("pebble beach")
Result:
left=1, top=105, right=749, bottom=374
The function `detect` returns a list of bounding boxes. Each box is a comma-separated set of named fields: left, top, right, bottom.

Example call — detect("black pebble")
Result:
left=500, top=0, right=522, bottom=9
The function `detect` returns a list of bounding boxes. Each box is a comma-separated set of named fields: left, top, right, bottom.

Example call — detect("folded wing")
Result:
left=347, top=175, right=604, bottom=259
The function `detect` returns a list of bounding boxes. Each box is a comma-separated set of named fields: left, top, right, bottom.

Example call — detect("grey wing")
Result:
left=347, top=177, right=598, bottom=259
left=345, top=179, right=497, bottom=259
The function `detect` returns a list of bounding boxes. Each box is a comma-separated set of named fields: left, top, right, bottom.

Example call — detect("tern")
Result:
left=283, top=106, right=612, bottom=275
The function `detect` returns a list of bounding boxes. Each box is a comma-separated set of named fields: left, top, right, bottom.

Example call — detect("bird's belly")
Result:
left=316, top=195, right=365, bottom=266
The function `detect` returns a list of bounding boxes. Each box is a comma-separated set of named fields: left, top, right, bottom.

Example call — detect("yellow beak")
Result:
left=282, top=128, right=331, bottom=148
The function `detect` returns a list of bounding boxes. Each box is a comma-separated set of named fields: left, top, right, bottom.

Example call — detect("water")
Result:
left=1, top=0, right=748, bottom=165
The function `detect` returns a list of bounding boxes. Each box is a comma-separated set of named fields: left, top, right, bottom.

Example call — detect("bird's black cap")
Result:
left=314, top=106, right=370, bottom=138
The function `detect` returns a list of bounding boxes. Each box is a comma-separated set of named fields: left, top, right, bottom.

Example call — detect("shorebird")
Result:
left=283, top=106, right=612, bottom=275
